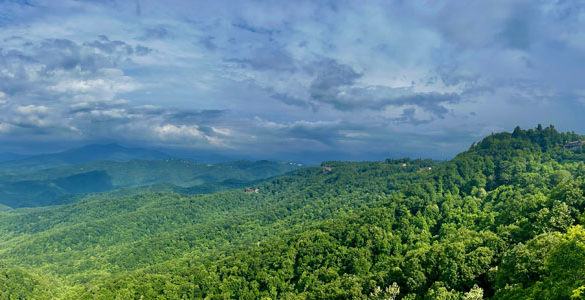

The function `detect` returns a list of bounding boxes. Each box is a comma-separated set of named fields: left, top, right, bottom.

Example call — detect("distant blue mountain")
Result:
left=57, top=143, right=170, bottom=164
left=0, top=143, right=170, bottom=173
left=0, top=158, right=302, bottom=208
left=0, top=152, right=29, bottom=163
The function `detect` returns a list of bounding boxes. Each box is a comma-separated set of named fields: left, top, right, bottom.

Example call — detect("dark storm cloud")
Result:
left=308, top=58, right=362, bottom=103
left=389, top=92, right=459, bottom=118
left=249, top=118, right=369, bottom=150
left=301, top=59, right=459, bottom=118
left=280, top=121, right=360, bottom=146
left=394, top=108, right=429, bottom=125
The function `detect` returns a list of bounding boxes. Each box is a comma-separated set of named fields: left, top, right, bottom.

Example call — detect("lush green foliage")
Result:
left=1, top=125, right=585, bottom=299
left=0, top=265, right=55, bottom=299
left=0, top=158, right=427, bottom=298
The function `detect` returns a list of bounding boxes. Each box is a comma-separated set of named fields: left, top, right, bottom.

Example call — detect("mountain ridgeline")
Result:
left=0, top=143, right=171, bottom=173
left=0, top=145, right=303, bottom=208
left=1, top=125, right=585, bottom=299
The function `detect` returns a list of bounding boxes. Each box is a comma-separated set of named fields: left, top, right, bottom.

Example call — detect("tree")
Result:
left=463, top=285, right=483, bottom=300
left=370, top=282, right=400, bottom=300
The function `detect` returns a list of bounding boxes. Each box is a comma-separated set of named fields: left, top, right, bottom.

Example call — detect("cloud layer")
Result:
left=1, top=0, right=584, bottom=162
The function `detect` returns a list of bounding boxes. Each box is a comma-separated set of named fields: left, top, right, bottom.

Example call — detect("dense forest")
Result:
left=1, top=125, right=585, bottom=299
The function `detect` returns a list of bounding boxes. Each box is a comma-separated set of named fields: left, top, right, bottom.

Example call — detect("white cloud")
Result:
left=16, top=105, right=50, bottom=115
left=211, top=127, right=231, bottom=136
left=155, top=124, right=203, bottom=139
left=0, top=123, right=13, bottom=133
left=89, top=108, right=127, bottom=119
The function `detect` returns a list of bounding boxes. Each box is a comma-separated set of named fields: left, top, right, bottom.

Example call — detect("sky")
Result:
left=1, top=0, right=585, bottom=163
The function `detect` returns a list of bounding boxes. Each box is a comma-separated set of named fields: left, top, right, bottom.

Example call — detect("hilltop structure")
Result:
left=563, top=140, right=585, bottom=150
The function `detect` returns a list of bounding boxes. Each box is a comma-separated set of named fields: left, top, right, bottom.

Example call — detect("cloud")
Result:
left=155, top=124, right=203, bottom=139
left=226, top=47, right=297, bottom=72
left=16, top=104, right=49, bottom=115
left=0, top=123, right=13, bottom=133
left=11, top=104, right=52, bottom=129
left=308, top=58, right=362, bottom=103
left=1, top=0, right=585, bottom=161
left=270, top=93, right=314, bottom=110
left=139, top=25, right=171, bottom=40
left=0, top=31, right=231, bottom=149
left=164, top=109, right=226, bottom=125
left=249, top=117, right=371, bottom=151
left=311, top=81, right=459, bottom=117
left=0, top=102, right=77, bottom=136
left=0, top=36, right=146, bottom=105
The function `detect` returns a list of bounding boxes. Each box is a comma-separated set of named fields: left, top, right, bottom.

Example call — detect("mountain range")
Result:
left=0, top=144, right=303, bottom=208
left=0, top=143, right=171, bottom=173
left=0, top=126, right=584, bottom=299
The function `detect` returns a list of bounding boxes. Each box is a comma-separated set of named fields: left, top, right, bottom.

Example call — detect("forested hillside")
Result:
left=0, top=159, right=302, bottom=208
left=1, top=126, right=585, bottom=299
left=173, top=125, right=584, bottom=300
left=0, top=159, right=431, bottom=298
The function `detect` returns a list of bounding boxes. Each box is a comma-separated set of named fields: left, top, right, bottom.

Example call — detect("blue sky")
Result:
left=0, top=0, right=584, bottom=162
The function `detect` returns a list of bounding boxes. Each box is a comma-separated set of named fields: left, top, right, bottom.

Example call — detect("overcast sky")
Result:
left=1, top=0, right=584, bottom=162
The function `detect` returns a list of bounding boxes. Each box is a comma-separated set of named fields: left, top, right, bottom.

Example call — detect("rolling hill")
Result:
left=0, top=158, right=430, bottom=298
left=0, top=159, right=303, bottom=208
left=0, top=126, right=584, bottom=299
